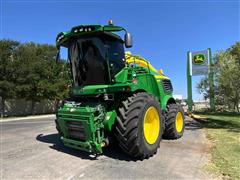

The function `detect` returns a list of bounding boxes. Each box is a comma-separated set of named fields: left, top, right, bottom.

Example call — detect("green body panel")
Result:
left=57, top=103, right=106, bottom=153
left=71, top=65, right=172, bottom=110
left=56, top=24, right=175, bottom=154
left=104, top=110, right=117, bottom=131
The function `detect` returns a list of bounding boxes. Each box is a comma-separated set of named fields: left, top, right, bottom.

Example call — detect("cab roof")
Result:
left=56, top=24, right=125, bottom=48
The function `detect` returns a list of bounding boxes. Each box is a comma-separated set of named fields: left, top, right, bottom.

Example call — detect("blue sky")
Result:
left=1, top=0, right=239, bottom=100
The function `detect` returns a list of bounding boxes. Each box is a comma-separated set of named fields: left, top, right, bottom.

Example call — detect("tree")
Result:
left=197, top=42, right=240, bottom=112
left=228, top=42, right=240, bottom=65
left=0, top=40, right=70, bottom=116
left=215, top=50, right=240, bottom=112
left=14, top=42, right=70, bottom=114
left=0, top=40, right=20, bottom=117
left=196, top=77, right=209, bottom=101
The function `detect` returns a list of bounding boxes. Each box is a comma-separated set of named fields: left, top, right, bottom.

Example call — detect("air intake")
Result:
left=161, top=79, right=173, bottom=92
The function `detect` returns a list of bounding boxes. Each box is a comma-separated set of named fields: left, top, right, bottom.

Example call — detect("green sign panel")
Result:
left=190, top=50, right=209, bottom=76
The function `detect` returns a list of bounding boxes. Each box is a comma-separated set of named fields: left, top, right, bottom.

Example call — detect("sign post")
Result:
left=187, top=51, right=193, bottom=111
left=187, top=48, right=215, bottom=112
left=208, top=48, right=215, bottom=111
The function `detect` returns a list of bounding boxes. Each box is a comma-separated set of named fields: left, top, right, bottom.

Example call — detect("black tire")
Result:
left=114, top=92, right=163, bottom=159
left=163, top=103, right=185, bottom=139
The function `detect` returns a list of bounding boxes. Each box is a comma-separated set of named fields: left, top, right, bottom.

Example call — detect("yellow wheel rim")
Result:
left=175, top=112, right=183, bottom=133
left=143, top=106, right=160, bottom=144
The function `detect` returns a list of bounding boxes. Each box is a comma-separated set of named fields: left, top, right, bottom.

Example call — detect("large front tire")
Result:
left=114, top=93, right=163, bottom=159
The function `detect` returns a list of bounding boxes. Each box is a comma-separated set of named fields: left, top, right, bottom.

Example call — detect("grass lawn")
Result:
left=196, top=113, right=240, bottom=179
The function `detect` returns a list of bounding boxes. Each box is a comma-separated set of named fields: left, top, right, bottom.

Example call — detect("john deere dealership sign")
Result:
left=189, top=50, right=209, bottom=76
left=187, top=48, right=214, bottom=112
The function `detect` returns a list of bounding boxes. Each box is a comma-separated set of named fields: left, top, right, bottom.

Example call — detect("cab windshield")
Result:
left=67, top=35, right=125, bottom=86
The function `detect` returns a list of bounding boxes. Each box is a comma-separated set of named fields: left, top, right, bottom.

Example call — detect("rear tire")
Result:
left=163, top=103, right=185, bottom=139
left=114, top=92, right=163, bottom=159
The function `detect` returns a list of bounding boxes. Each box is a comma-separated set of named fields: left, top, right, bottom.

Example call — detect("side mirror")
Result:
left=124, top=32, right=133, bottom=48
left=56, top=49, right=60, bottom=63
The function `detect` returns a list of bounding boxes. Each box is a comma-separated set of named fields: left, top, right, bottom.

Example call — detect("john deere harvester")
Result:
left=55, top=21, right=185, bottom=159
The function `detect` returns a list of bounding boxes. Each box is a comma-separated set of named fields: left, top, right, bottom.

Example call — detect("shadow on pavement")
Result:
left=185, top=119, right=202, bottom=131
left=187, top=116, right=240, bottom=133
left=36, top=133, right=134, bottom=161
left=36, top=118, right=214, bottom=161
left=197, top=118, right=240, bottom=133
left=36, top=134, right=96, bottom=160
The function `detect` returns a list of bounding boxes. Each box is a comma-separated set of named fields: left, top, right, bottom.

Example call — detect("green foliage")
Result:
left=0, top=40, right=20, bottom=100
left=0, top=39, right=70, bottom=116
left=196, top=77, right=209, bottom=100
left=197, top=42, right=240, bottom=112
left=14, top=42, right=70, bottom=102
left=228, top=42, right=240, bottom=64
left=215, top=49, right=240, bottom=112
left=0, top=40, right=20, bottom=116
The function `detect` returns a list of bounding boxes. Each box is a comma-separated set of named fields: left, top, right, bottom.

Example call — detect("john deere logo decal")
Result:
left=193, top=54, right=205, bottom=65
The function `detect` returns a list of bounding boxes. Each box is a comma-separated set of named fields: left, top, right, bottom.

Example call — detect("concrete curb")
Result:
left=0, top=114, right=55, bottom=122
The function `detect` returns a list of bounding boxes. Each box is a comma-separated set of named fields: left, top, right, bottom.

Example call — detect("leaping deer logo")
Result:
left=193, top=54, right=205, bottom=65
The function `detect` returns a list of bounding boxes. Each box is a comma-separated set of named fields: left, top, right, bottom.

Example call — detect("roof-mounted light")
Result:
left=71, top=26, right=94, bottom=33
left=57, top=34, right=65, bottom=42
left=108, top=19, right=113, bottom=25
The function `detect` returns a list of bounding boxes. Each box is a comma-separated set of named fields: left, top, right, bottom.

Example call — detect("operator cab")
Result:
left=56, top=21, right=132, bottom=87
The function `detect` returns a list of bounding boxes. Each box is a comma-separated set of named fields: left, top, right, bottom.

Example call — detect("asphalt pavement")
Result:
left=1, top=116, right=212, bottom=179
